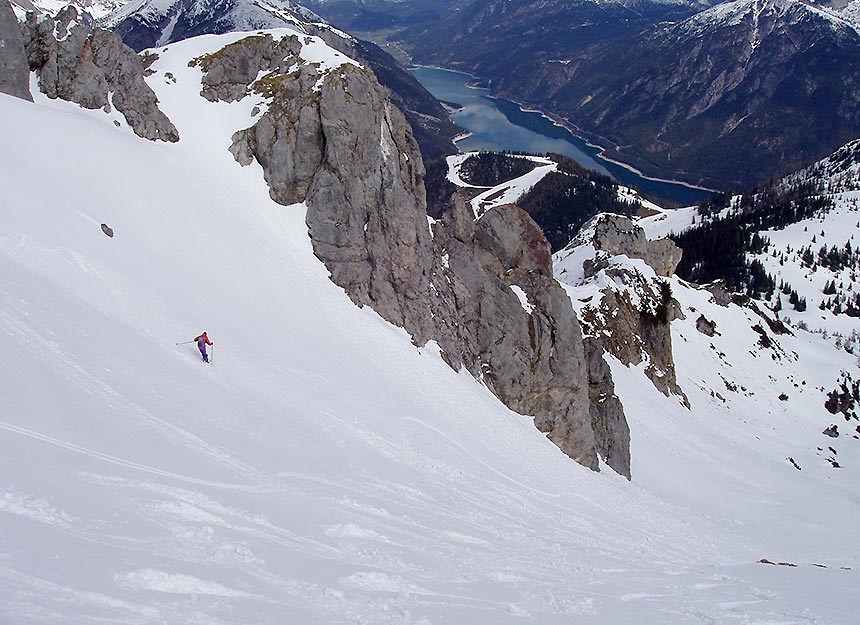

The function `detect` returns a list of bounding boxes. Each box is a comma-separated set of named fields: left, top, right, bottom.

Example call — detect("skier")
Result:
left=194, top=331, right=213, bottom=363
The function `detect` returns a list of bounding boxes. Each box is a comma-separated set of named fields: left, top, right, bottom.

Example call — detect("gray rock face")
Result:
left=586, top=213, right=682, bottom=277
left=584, top=337, right=630, bottom=478
left=580, top=276, right=687, bottom=402
left=705, top=280, right=733, bottom=307
left=20, top=7, right=178, bottom=142
left=428, top=198, right=597, bottom=470
left=696, top=314, right=717, bottom=336
left=201, top=34, right=434, bottom=339
left=203, top=35, right=607, bottom=473
left=577, top=214, right=687, bottom=403
left=0, top=0, right=32, bottom=100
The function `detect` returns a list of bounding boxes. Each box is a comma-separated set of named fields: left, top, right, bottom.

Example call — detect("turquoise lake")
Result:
left=410, top=66, right=712, bottom=206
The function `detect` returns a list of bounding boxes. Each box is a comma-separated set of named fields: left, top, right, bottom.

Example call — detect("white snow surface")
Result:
left=1, top=31, right=859, bottom=624
left=638, top=204, right=701, bottom=240
left=447, top=153, right=558, bottom=218
left=639, top=141, right=860, bottom=345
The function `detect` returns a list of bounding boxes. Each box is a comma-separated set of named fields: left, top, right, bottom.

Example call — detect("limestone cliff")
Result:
left=197, top=34, right=603, bottom=473
left=20, top=6, right=178, bottom=142
left=0, top=0, right=31, bottom=100
left=428, top=197, right=595, bottom=470
left=558, top=214, right=688, bottom=405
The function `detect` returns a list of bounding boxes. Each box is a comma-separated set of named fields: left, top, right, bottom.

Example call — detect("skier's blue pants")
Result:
left=199, top=347, right=208, bottom=362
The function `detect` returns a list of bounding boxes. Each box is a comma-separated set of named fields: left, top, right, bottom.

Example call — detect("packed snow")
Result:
left=1, top=28, right=858, bottom=625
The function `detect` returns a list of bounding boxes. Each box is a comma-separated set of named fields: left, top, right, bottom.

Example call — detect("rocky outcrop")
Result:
left=584, top=337, right=630, bottom=478
left=202, top=34, right=607, bottom=473
left=576, top=214, right=687, bottom=403
left=0, top=0, right=32, bottom=100
left=20, top=6, right=178, bottom=141
left=196, top=34, right=434, bottom=339
left=586, top=213, right=682, bottom=277
left=428, top=197, right=597, bottom=470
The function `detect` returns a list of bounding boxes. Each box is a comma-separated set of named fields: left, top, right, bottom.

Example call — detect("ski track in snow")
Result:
left=0, top=28, right=858, bottom=625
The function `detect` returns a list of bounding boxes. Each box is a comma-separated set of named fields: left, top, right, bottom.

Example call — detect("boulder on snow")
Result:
left=696, top=314, right=717, bottom=336
left=100, top=223, right=114, bottom=237
left=704, top=281, right=733, bottom=307
left=823, top=424, right=839, bottom=438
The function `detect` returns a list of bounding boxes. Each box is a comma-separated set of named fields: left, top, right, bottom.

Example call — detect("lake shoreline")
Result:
left=486, top=93, right=716, bottom=195
left=410, top=64, right=715, bottom=203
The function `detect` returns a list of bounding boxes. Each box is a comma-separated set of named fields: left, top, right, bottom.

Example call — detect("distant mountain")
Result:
left=806, top=0, right=860, bottom=27
left=319, top=0, right=860, bottom=190
left=9, top=0, right=125, bottom=19
left=533, top=0, right=860, bottom=189
left=314, top=0, right=708, bottom=72
left=102, top=0, right=460, bottom=160
left=102, top=0, right=325, bottom=51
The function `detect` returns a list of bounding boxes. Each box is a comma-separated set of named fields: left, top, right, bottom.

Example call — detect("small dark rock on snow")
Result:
left=823, top=424, right=839, bottom=438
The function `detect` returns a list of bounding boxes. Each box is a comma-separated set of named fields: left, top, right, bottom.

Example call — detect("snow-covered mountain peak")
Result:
left=678, top=0, right=860, bottom=38
left=102, top=0, right=348, bottom=52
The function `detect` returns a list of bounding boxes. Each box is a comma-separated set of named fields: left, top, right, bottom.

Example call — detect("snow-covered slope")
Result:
left=640, top=139, right=860, bottom=351
left=1, top=30, right=859, bottom=625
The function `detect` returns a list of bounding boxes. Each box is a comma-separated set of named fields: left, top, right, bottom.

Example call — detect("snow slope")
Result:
left=1, top=31, right=859, bottom=624
left=638, top=142, right=860, bottom=347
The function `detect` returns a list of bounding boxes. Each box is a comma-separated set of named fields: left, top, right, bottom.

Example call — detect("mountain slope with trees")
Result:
left=311, top=0, right=860, bottom=190
left=645, top=139, right=860, bottom=353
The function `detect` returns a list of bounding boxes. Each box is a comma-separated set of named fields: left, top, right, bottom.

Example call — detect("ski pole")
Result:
left=210, top=344, right=214, bottom=364
left=175, top=340, right=195, bottom=345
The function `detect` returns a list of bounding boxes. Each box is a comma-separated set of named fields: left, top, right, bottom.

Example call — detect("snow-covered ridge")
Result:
left=100, top=0, right=327, bottom=29
left=678, top=0, right=860, bottom=37
left=10, top=0, right=125, bottom=20
left=98, top=0, right=354, bottom=53
left=446, top=153, right=558, bottom=218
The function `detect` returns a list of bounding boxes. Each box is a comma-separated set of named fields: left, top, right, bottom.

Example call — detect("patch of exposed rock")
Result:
left=704, top=280, right=733, bottom=306
left=428, top=197, right=597, bottom=471
left=201, top=34, right=609, bottom=474
left=576, top=214, right=688, bottom=404
left=0, top=0, right=31, bottom=100
left=584, top=337, right=630, bottom=478
left=20, top=6, right=178, bottom=142
left=586, top=213, right=682, bottom=277
left=696, top=314, right=717, bottom=336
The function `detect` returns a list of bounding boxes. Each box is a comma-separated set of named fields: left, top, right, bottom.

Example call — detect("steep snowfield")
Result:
left=1, top=32, right=859, bottom=624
